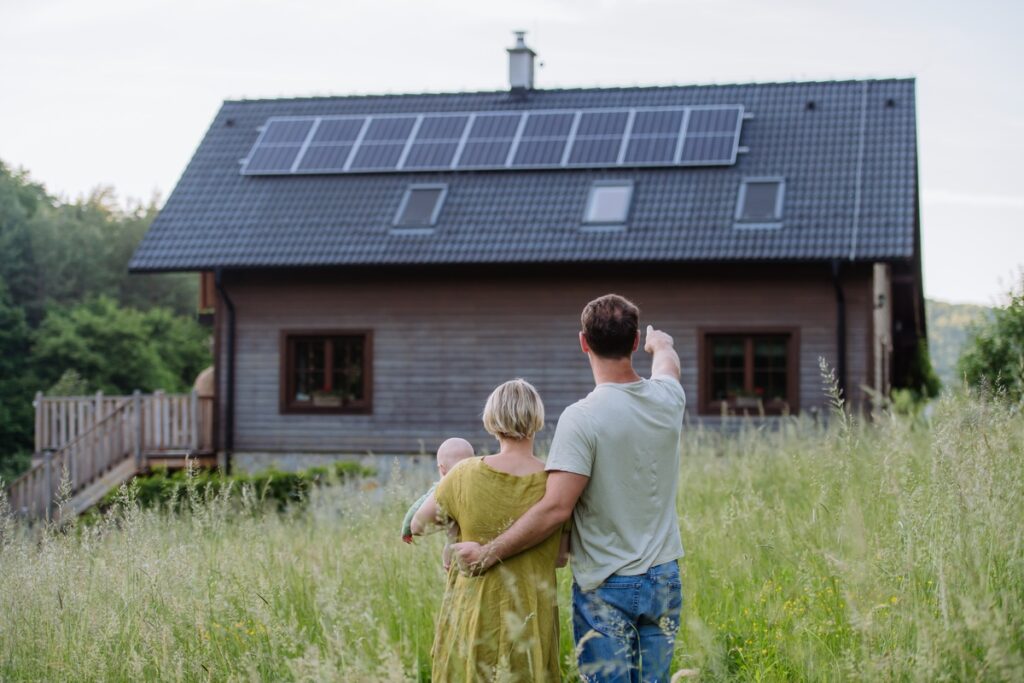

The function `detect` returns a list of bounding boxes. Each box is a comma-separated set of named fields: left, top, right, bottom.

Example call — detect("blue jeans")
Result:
left=572, top=560, right=682, bottom=683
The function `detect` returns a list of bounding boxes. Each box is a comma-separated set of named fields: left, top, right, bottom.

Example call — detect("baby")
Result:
left=401, top=437, right=475, bottom=544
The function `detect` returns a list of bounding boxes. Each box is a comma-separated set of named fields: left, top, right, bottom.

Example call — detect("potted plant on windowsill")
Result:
left=730, top=389, right=762, bottom=410
left=311, top=390, right=342, bottom=407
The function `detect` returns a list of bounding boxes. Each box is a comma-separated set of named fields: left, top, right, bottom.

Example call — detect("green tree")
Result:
left=0, top=282, right=36, bottom=481
left=959, top=278, right=1024, bottom=402
left=33, top=297, right=210, bottom=396
left=0, top=162, right=198, bottom=319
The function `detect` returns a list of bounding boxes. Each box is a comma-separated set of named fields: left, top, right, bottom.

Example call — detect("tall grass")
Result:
left=1, top=388, right=1022, bottom=681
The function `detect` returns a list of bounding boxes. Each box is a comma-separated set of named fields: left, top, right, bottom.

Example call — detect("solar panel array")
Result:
left=241, top=105, right=744, bottom=175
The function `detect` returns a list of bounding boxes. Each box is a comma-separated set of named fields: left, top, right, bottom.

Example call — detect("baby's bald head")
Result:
left=436, top=437, right=474, bottom=476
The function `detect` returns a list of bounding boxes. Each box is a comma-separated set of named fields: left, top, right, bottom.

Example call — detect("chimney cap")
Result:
left=508, top=30, right=536, bottom=56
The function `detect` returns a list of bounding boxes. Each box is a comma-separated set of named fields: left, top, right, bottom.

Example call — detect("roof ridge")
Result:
left=223, top=77, right=916, bottom=105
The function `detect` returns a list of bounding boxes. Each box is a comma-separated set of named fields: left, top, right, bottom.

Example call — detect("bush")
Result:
left=97, top=460, right=377, bottom=513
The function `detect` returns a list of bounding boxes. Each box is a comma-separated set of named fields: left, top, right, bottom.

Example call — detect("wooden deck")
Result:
left=4, top=391, right=215, bottom=521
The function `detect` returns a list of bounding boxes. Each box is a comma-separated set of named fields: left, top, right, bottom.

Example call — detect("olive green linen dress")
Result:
left=432, top=457, right=563, bottom=682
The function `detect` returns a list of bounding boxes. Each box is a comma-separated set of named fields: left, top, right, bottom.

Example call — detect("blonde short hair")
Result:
left=482, top=379, right=545, bottom=441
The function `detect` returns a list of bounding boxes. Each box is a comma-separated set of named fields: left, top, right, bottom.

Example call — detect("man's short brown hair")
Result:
left=581, top=294, right=640, bottom=359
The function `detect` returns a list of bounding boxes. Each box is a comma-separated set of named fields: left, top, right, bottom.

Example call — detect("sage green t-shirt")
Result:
left=546, top=375, right=685, bottom=591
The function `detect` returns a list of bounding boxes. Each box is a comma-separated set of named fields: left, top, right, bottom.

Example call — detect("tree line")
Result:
left=0, top=160, right=210, bottom=481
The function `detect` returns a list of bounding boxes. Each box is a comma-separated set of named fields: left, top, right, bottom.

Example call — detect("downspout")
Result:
left=831, top=259, right=848, bottom=402
left=214, top=268, right=235, bottom=475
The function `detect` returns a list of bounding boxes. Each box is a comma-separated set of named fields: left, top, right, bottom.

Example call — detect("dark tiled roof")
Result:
left=129, top=79, right=917, bottom=271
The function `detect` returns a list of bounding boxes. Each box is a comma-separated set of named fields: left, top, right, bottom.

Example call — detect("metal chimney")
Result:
left=507, top=31, right=536, bottom=94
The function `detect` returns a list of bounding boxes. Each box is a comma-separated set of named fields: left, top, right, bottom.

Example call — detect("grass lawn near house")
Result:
left=1, top=388, right=1022, bottom=682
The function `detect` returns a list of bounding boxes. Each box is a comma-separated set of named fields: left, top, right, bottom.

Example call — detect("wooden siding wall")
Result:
left=216, top=267, right=871, bottom=455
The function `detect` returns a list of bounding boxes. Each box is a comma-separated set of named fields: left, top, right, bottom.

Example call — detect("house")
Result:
left=129, top=34, right=928, bottom=473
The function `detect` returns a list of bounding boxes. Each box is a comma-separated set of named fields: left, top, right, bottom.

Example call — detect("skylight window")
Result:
left=583, top=181, right=633, bottom=226
left=394, top=185, right=447, bottom=229
left=735, top=177, right=785, bottom=226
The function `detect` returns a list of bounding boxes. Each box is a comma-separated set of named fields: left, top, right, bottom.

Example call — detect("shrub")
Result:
left=96, top=460, right=377, bottom=513
left=959, top=277, right=1024, bottom=402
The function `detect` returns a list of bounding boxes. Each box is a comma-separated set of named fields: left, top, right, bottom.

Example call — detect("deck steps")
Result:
left=4, top=390, right=215, bottom=521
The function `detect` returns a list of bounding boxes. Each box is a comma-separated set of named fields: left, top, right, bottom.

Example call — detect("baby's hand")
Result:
left=402, top=534, right=414, bottom=544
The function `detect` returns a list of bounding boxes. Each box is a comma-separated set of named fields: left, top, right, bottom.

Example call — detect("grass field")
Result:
left=2, top=388, right=1023, bottom=681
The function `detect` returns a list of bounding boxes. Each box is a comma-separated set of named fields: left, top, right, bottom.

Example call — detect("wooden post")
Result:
left=44, top=448, right=53, bottom=522
left=190, top=389, right=199, bottom=452
left=133, top=390, right=143, bottom=470
left=153, top=390, right=163, bottom=450
left=33, top=392, right=42, bottom=455
left=94, top=391, right=102, bottom=474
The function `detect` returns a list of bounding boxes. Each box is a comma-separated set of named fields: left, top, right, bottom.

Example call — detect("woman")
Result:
left=412, top=378, right=568, bottom=682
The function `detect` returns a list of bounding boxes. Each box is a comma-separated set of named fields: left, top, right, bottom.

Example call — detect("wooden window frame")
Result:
left=698, top=327, right=800, bottom=416
left=279, top=330, right=373, bottom=415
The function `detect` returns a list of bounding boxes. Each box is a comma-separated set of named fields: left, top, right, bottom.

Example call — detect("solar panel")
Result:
left=313, top=118, right=365, bottom=142
left=246, top=145, right=303, bottom=173
left=364, top=117, right=416, bottom=141
left=350, top=143, right=405, bottom=170
left=404, top=142, right=459, bottom=169
left=510, top=112, right=574, bottom=167
left=468, top=114, right=521, bottom=138
left=576, top=111, right=629, bottom=136
left=568, top=137, right=621, bottom=164
left=296, top=144, right=354, bottom=172
left=456, top=114, right=521, bottom=168
left=417, top=115, right=469, bottom=139
left=624, top=137, right=677, bottom=164
left=687, top=108, right=739, bottom=134
left=262, top=119, right=315, bottom=143
left=680, top=135, right=736, bottom=163
left=459, top=140, right=514, bottom=167
left=631, top=109, right=684, bottom=135
left=241, top=105, right=744, bottom=175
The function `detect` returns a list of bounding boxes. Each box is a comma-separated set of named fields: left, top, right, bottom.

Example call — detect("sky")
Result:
left=1, top=0, right=1021, bottom=305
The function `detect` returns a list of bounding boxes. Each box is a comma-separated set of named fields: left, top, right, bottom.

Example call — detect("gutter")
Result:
left=831, top=259, right=848, bottom=401
left=214, top=268, right=236, bottom=475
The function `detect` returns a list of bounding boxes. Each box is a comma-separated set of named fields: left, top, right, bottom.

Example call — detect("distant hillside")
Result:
left=926, top=299, right=992, bottom=387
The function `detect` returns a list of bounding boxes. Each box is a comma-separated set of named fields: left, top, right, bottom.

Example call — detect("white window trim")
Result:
left=583, top=180, right=634, bottom=227
left=392, top=183, right=448, bottom=230
left=734, top=176, right=785, bottom=226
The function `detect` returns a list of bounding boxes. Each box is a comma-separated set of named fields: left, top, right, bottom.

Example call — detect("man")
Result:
left=452, top=293, right=686, bottom=682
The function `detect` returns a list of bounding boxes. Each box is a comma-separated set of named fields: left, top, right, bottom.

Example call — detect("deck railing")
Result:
left=34, top=391, right=214, bottom=454
left=5, top=390, right=214, bottom=521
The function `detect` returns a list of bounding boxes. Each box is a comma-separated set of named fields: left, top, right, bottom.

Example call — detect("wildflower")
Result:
left=890, top=596, right=899, bottom=605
